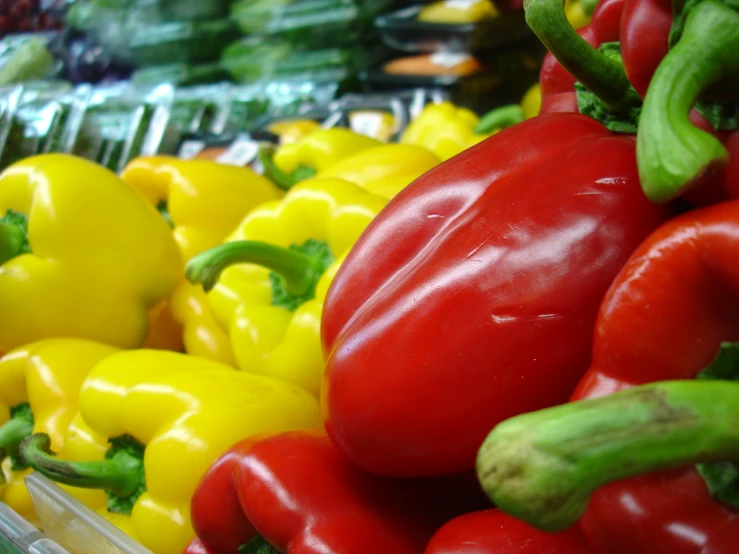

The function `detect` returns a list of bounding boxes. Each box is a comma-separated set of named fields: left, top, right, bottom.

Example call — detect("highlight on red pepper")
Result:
left=480, top=199, right=739, bottom=554
left=187, top=431, right=490, bottom=554
left=423, top=509, right=594, bottom=554
left=636, top=0, right=739, bottom=203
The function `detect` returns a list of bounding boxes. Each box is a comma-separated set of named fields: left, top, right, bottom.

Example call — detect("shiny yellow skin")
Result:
left=0, top=155, right=181, bottom=352
left=121, top=156, right=282, bottom=263
left=169, top=280, right=237, bottom=366
left=121, top=157, right=281, bottom=361
left=316, top=144, right=441, bottom=199
left=267, top=119, right=321, bottom=145
left=0, top=340, right=119, bottom=525
left=401, top=102, right=491, bottom=161
left=207, top=178, right=388, bottom=397
left=521, top=83, right=543, bottom=119
left=418, top=0, right=499, bottom=23
left=272, top=128, right=382, bottom=174
left=69, top=350, right=321, bottom=554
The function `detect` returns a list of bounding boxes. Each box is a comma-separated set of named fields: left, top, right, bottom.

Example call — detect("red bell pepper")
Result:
left=187, top=431, right=490, bottom=554
left=320, top=0, right=671, bottom=479
left=423, top=509, right=595, bottom=554
left=619, top=0, right=671, bottom=98
left=633, top=0, right=739, bottom=204
left=321, top=101, right=672, bottom=477
left=476, top=200, right=739, bottom=554
left=538, top=0, right=625, bottom=115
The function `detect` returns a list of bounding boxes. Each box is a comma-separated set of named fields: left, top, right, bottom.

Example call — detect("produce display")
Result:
left=0, top=0, right=737, bottom=553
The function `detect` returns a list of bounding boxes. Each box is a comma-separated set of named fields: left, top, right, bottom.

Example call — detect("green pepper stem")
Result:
left=20, top=434, right=144, bottom=499
left=476, top=380, right=739, bottom=532
left=0, top=220, right=28, bottom=265
left=0, top=404, right=34, bottom=462
left=475, top=105, right=526, bottom=135
left=637, top=0, right=739, bottom=203
left=524, top=0, right=638, bottom=112
left=186, top=241, right=325, bottom=293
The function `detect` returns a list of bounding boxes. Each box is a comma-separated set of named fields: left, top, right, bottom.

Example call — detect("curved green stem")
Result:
left=475, top=105, right=526, bottom=135
left=524, top=0, right=638, bottom=112
left=637, top=0, right=739, bottom=203
left=476, top=380, right=739, bottom=532
left=186, top=241, right=325, bottom=294
left=0, top=403, right=34, bottom=463
left=20, top=433, right=144, bottom=500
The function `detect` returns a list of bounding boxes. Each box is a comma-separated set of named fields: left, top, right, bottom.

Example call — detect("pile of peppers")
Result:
left=0, top=0, right=736, bottom=552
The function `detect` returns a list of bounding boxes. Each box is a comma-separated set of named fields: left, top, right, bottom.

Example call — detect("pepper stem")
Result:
left=20, top=433, right=144, bottom=500
left=0, top=403, right=34, bottom=464
left=476, top=380, right=739, bottom=532
left=0, top=210, right=30, bottom=266
left=475, top=105, right=526, bottom=135
left=637, top=0, right=739, bottom=203
left=185, top=241, right=326, bottom=294
left=524, top=0, right=638, bottom=112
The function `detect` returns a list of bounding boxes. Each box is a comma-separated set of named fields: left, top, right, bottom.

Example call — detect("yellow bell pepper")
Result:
left=417, top=0, right=499, bottom=23
left=521, top=83, right=542, bottom=119
left=121, top=157, right=282, bottom=361
left=267, top=119, right=321, bottom=145
left=316, top=144, right=441, bottom=199
left=0, top=340, right=119, bottom=525
left=272, top=128, right=382, bottom=178
left=0, top=154, right=181, bottom=352
left=401, top=102, right=492, bottom=161
left=20, top=350, right=322, bottom=554
left=185, top=178, right=388, bottom=397
left=120, top=156, right=282, bottom=263
left=169, top=281, right=237, bottom=366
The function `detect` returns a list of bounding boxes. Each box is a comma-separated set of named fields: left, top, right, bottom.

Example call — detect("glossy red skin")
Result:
left=424, top=509, right=595, bottom=554
left=571, top=200, right=739, bottom=553
left=321, top=113, right=672, bottom=477
left=539, top=0, right=625, bottom=109
left=189, top=431, right=491, bottom=554
left=620, top=0, right=672, bottom=98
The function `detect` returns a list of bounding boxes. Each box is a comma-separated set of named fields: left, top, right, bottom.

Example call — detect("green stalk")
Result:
left=475, top=105, right=526, bottom=135
left=476, top=380, right=739, bottom=532
left=20, top=434, right=144, bottom=500
left=524, top=0, right=639, bottom=113
left=186, top=241, right=326, bottom=294
left=637, top=0, right=739, bottom=203
left=0, top=210, right=30, bottom=265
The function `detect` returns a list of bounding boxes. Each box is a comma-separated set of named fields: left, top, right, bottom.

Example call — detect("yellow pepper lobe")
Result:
left=121, top=156, right=282, bottom=263
left=0, top=154, right=182, bottom=352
